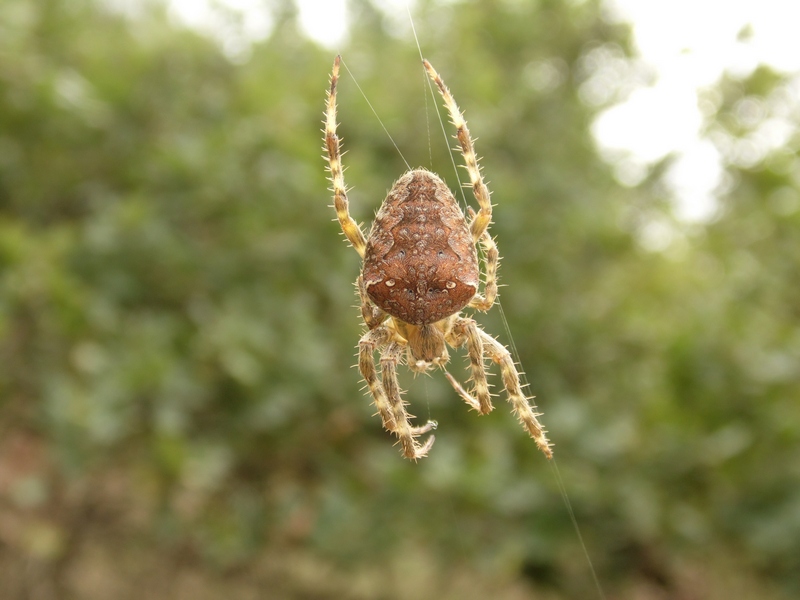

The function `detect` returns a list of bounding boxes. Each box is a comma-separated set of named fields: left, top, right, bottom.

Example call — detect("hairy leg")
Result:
left=423, top=59, right=493, bottom=243
left=446, top=317, right=493, bottom=414
left=357, top=275, right=386, bottom=330
left=443, top=370, right=482, bottom=412
left=477, top=328, right=552, bottom=459
left=381, top=342, right=437, bottom=459
left=359, top=328, right=436, bottom=460
left=466, top=207, right=499, bottom=312
left=324, top=55, right=367, bottom=257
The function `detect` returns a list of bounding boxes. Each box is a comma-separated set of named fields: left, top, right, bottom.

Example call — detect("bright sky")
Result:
left=598, top=0, right=800, bottom=221
left=166, top=0, right=800, bottom=224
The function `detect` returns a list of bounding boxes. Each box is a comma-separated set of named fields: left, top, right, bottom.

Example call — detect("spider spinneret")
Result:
left=324, top=55, right=552, bottom=460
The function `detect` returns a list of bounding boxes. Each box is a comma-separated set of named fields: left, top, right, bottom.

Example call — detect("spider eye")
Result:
left=437, top=250, right=445, bottom=258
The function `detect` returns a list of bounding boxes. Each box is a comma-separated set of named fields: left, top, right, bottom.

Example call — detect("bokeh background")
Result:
left=1, top=0, right=799, bottom=598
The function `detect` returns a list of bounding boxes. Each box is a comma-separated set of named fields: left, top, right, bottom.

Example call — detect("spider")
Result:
left=324, top=55, right=551, bottom=460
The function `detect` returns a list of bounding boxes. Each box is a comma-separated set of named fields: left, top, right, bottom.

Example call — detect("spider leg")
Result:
left=357, top=274, right=386, bottom=330
left=442, top=370, right=481, bottom=412
left=476, top=327, right=553, bottom=459
left=465, top=207, right=499, bottom=312
left=423, top=59, right=492, bottom=243
left=359, top=328, right=397, bottom=432
left=445, top=317, right=493, bottom=414
left=359, top=328, right=437, bottom=460
left=381, top=342, right=438, bottom=435
left=325, top=55, right=367, bottom=258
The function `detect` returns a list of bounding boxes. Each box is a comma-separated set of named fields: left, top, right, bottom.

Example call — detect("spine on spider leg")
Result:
left=502, top=367, right=552, bottom=459
left=481, top=329, right=553, bottom=459
left=453, top=317, right=493, bottom=414
left=467, top=206, right=500, bottom=312
left=422, top=59, right=492, bottom=241
left=359, top=329, right=436, bottom=460
left=324, top=55, right=367, bottom=258
left=358, top=328, right=396, bottom=432
left=357, top=275, right=386, bottom=330
left=380, top=343, right=436, bottom=457
left=478, top=231, right=499, bottom=308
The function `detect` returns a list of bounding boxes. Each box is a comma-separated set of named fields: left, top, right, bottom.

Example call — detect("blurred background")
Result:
left=1, top=0, right=799, bottom=598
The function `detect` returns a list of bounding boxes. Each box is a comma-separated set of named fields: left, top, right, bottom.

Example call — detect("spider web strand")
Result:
left=339, top=57, right=411, bottom=171
left=497, top=302, right=607, bottom=600
left=407, top=4, right=468, bottom=206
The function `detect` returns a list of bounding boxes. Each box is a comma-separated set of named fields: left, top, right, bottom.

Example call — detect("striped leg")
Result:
left=423, top=59, right=493, bottom=243
left=445, top=317, right=493, bottom=414
left=477, top=328, right=553, bottom=459
left=466, top=207, right=499, bottom=312
left=359, top=328, right=437, bottom=460
left=357, top=275, right=386, bottom=330
left=324, top=55, right=367, bottom=257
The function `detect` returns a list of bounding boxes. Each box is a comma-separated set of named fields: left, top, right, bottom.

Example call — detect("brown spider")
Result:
left=324, top=55, right=551, bottom=460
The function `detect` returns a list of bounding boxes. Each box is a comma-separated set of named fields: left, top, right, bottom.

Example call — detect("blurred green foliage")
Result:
left=1, top=0, right=799, bottom=598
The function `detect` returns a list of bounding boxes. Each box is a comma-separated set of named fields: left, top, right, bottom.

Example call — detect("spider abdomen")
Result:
left=363, top=169, right=479, bottom=325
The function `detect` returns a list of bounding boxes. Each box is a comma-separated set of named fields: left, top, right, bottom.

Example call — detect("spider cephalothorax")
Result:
left=324, top=55, right=552, bottom=460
